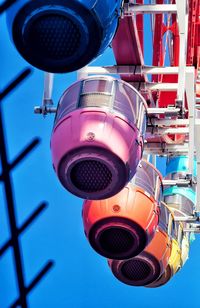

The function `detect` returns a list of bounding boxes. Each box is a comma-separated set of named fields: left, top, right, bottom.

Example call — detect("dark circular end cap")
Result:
left=12, top=0, right=102, bottom=72
left=111, top=253, right=161, bottom=286
left=58, top=147, right=129, bottom=200
left=88, top=217, right=147, bottom=260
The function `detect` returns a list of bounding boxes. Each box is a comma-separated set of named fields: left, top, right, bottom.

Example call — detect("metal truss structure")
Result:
left=1, top=2, right=54, bottom=307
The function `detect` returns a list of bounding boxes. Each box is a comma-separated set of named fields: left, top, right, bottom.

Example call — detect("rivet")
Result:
left=86, top=132, right=95, bottom=141
left=113, top=205, right=120, bottom=212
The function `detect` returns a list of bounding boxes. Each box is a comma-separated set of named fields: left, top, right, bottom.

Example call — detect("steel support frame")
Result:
left=77, top=65, right=193, bottom=75
left=38, top=1, right=198, bottom=217
left=143, top=142, right=196, bottom=156
left=176, top=0, right=188, bottom=106
left=0, top=70, right=54, bottom=307
left=126, top=4, right=177, bottom=14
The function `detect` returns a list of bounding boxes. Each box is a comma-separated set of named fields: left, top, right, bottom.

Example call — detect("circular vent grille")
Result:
left=88, top=218, right=147, bottom=259
left=12, top=1, right=104, bottom=72
left=70, top=160, right=112, bottom=193
left=99, top=228, right=134, bottom=255
left=27, top=14, right=81, bottom=60
left=121, top=259, right=151, bottom=281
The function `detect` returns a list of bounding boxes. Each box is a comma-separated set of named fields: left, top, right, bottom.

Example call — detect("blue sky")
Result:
left=0, top=7, right=200, bottom=308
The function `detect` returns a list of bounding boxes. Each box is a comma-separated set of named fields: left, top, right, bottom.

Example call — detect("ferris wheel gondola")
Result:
left=10, top=0, right=199, bottom=287
left=6, top=0, right=123, bottom=72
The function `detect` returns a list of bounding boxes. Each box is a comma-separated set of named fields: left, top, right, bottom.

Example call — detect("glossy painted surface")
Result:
left=164, top=187, right=195, bottom=216
left=107, top=202, right=172, bottom=286
left=82, top=187, right=160, bottom=259
left=6, top=0, right=123, bottom=72
left=82, top=160, right=162, bottom=259
left=51, top=77, right=147, bottom=199
left=168, top=235, right=182, bottom=276
left=145, top=227, right=172, bottom=273
left=166, top=156, right=197, bottom=179
left=51, top=108, right=142, bottom=199
left=181, top=236, right=190, bottom=266
left=147, top=222, right=188, bottom=288
left=108, top=226, right=172, bottom=286
left=146, top=239, right=181, bottom=288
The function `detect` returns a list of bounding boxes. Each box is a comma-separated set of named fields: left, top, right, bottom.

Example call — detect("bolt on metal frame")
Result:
left=0, top=69, right=54, bottom=308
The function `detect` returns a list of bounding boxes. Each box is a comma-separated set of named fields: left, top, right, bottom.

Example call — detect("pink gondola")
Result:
left=51, top=76, right=147, bottom=199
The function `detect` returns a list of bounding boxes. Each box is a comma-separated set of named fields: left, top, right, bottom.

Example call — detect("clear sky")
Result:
left=0, top=7, right=200, bottom=308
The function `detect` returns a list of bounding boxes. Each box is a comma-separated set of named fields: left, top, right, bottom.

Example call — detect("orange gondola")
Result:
left=82, top=160, right=162, bottom=260
left=146, top=219, right=183, bottom=288
left=108, top=202, right=172, bottom=286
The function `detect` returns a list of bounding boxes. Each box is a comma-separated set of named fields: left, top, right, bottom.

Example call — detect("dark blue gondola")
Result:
left=7, top=0, right=122, bottom=73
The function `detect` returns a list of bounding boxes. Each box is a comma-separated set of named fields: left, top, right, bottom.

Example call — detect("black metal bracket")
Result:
left=0, top=68, right=54, bottom=308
